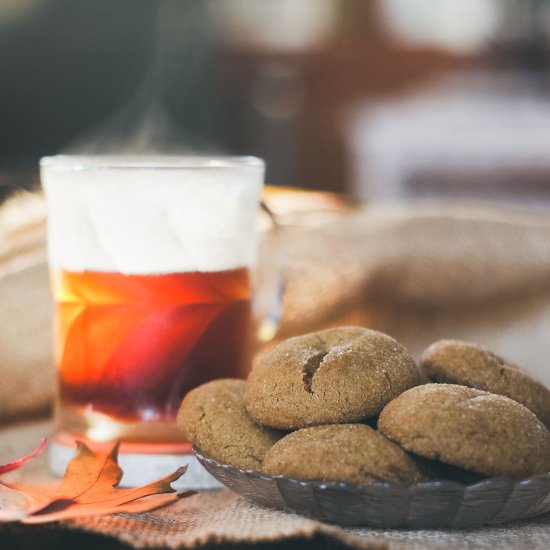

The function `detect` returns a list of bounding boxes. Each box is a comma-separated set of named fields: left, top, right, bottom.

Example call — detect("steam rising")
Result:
left=64, top=101, right=215, bottom=156
left=64, top=2, right=220, bottom=156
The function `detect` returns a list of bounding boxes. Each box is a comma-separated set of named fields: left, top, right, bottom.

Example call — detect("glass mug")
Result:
left=41, top=155, right=280, bottom=488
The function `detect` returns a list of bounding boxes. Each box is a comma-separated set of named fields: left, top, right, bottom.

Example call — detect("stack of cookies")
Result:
left=178, top=327, right=550, bottom=484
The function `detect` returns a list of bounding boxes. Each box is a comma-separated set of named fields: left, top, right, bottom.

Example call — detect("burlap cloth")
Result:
left=2, top=419, right=550, bottom=550
left=2, top=191, right=550, bottom=548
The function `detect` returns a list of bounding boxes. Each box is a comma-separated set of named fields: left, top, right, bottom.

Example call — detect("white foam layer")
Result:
left=42, top=161, right=264, bottom=274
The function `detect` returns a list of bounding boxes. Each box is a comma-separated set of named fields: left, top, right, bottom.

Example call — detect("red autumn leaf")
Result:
left=0, top=439, right=46, bottom=475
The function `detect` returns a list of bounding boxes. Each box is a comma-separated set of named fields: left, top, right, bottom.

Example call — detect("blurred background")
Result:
left=3, top=0, right=550, bottom=433
left=2, top=0, right=550, bottom=207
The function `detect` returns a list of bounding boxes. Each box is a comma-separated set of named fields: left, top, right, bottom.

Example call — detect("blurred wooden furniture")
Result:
left=217, top=39, right=474, bottom=194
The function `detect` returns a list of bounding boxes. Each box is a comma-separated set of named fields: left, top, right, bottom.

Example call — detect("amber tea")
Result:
left=54, top=268, right=252, bottom=443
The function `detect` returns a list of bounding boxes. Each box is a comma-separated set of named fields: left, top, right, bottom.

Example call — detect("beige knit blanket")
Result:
left=1, top=191, right=550, bottom=548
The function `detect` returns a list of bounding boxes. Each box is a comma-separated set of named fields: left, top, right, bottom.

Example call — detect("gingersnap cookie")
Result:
left=420, top=340, right=550, bottom=430
left=177, top=379, right=283, bottom=471
left=246, top=327, right=420, bottom=430
left=263, top=424, right=429, bottom=484
left=378, top=384, right=550, bottom=478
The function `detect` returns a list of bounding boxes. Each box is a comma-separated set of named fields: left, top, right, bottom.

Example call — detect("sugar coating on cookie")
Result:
left=246, top=327, right=420, bottom=430
left=420, top=340, right=550, bottom=430
left=177, top=379, right=283, bottom=470
left=378, top=384, right=550, bottom=478
left=263, top=424, right=429, bottom=484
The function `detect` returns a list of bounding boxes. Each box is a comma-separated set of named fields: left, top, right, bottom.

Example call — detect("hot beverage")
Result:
left=41, top=156, right=267, bottom=487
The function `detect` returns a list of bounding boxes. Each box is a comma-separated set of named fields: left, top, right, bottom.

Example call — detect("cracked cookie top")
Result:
left=245, top=326, right=420, bottom=430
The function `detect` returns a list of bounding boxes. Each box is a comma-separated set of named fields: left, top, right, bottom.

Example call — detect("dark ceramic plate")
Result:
left=193, top=447, right=550, bottom=528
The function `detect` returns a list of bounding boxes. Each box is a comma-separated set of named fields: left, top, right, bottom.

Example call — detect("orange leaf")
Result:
left=74, top=465, right=186, bottom=506
left=22, top=493, right=191, bottom=524
left=2, top=440, right=192, bottom=523
left=0, top=482, right=58, bottom=515
left=56, top=440, right=123, bottom=499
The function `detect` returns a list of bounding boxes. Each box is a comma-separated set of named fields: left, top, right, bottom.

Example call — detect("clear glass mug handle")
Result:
left=254, top=202, right=284, bottom=344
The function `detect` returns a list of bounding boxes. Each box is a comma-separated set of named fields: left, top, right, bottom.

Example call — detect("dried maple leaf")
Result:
left=56, top=440, right=124, bottom=500
left=0, top=439, right=192, bottom=524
